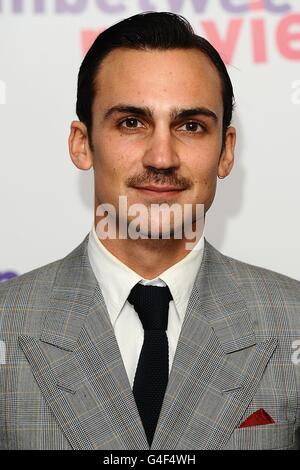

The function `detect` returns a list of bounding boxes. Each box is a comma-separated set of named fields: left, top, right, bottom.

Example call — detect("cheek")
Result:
left=92, top=140, right=122, bottom=177
left=189, top=153, right=220, bottom=186
left=95, top=133, right=141, bottom=170
left=187, top=132, right=222, bottom=166
left=187, top=150, right=220, bottom=197
left=192, top=175, right=216, bottom=199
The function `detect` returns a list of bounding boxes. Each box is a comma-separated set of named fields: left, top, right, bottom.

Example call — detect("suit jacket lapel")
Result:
left=151, top=240, right=278, bottom=450
left=18, top=234, right=278, bottom=450
left=19, top=235, right=149, bottom=450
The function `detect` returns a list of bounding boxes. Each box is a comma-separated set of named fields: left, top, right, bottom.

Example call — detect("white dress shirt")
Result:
left=87, top=224, right=204, bottom=388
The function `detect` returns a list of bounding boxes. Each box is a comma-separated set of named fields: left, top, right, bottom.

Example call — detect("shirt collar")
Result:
left=88, top=223, right=204, bottom=326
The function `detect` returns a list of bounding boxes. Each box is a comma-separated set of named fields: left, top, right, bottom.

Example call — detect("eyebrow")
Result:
left=103, top=104, right=218, bottom=123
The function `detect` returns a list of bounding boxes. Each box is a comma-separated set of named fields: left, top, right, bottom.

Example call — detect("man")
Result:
left=0, top=12, right=299, bottom=450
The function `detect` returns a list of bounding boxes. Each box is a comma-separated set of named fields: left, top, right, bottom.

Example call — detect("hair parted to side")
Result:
left=76, top=11, right=235, bottom=152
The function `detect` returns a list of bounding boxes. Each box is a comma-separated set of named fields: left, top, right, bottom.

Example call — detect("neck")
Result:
left=94, top=219, right=202, bottom=279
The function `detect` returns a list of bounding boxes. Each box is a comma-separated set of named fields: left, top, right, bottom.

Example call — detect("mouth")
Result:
left=133, top=185, right=186, bottom=198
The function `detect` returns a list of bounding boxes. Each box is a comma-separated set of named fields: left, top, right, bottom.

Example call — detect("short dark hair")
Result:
left=76, top=11, right=235, bottom=151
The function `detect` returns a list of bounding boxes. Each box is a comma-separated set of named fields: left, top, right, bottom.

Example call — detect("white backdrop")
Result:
left=0, top=0, right=299, bottom=281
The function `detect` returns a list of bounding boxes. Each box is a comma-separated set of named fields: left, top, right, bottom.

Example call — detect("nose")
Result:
left=142, top=127, right=180, bottom=171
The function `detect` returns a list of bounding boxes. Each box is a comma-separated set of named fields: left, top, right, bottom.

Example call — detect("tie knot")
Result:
left=127, top=283, right=172, bottom=331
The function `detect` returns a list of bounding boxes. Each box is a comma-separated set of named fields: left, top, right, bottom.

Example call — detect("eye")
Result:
left=119, top=118, right=144, bottom=129
left=179, top=121, right=205, bottom=133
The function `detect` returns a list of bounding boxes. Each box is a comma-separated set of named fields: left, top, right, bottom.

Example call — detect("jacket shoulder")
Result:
left=0, top=258, right=61, bottom=315
left=0, top=235, right=89, bottom=325
left=204, top=239, right=300, bottom=303
left=0, top=235, right=90, bottom=369
left=225, top=252, right=299, bottom=296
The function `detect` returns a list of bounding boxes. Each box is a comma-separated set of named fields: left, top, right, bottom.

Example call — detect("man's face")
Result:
left=73, top=48, right=235, bottom=235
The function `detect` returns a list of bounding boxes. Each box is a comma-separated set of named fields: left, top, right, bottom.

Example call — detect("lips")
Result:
left=133, top=185, right=185, bottom=199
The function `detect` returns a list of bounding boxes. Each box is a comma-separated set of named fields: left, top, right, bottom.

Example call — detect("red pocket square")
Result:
left=239, top=408, right=275, bottom=428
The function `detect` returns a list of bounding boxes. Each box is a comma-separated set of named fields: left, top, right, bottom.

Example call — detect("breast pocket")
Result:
left=227, top=422, right=296, bottom=450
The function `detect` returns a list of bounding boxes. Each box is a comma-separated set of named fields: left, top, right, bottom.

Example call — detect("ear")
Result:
left=218, top=126, right=236, bottom=179
left=68, top=120, right=93, bottom=170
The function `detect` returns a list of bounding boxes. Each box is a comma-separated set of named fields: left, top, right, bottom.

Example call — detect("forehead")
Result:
left=93, top=48, right=223, bottom=116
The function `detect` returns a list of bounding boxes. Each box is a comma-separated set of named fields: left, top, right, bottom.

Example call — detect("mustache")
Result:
left=126, top=168, right=193, bottom=190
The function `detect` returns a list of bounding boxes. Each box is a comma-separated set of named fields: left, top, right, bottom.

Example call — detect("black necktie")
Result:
left=127, top=283, right=172, bottom=446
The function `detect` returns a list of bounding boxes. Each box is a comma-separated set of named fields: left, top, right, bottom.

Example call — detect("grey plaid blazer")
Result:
left=1, top=234, right=300, bottom=450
